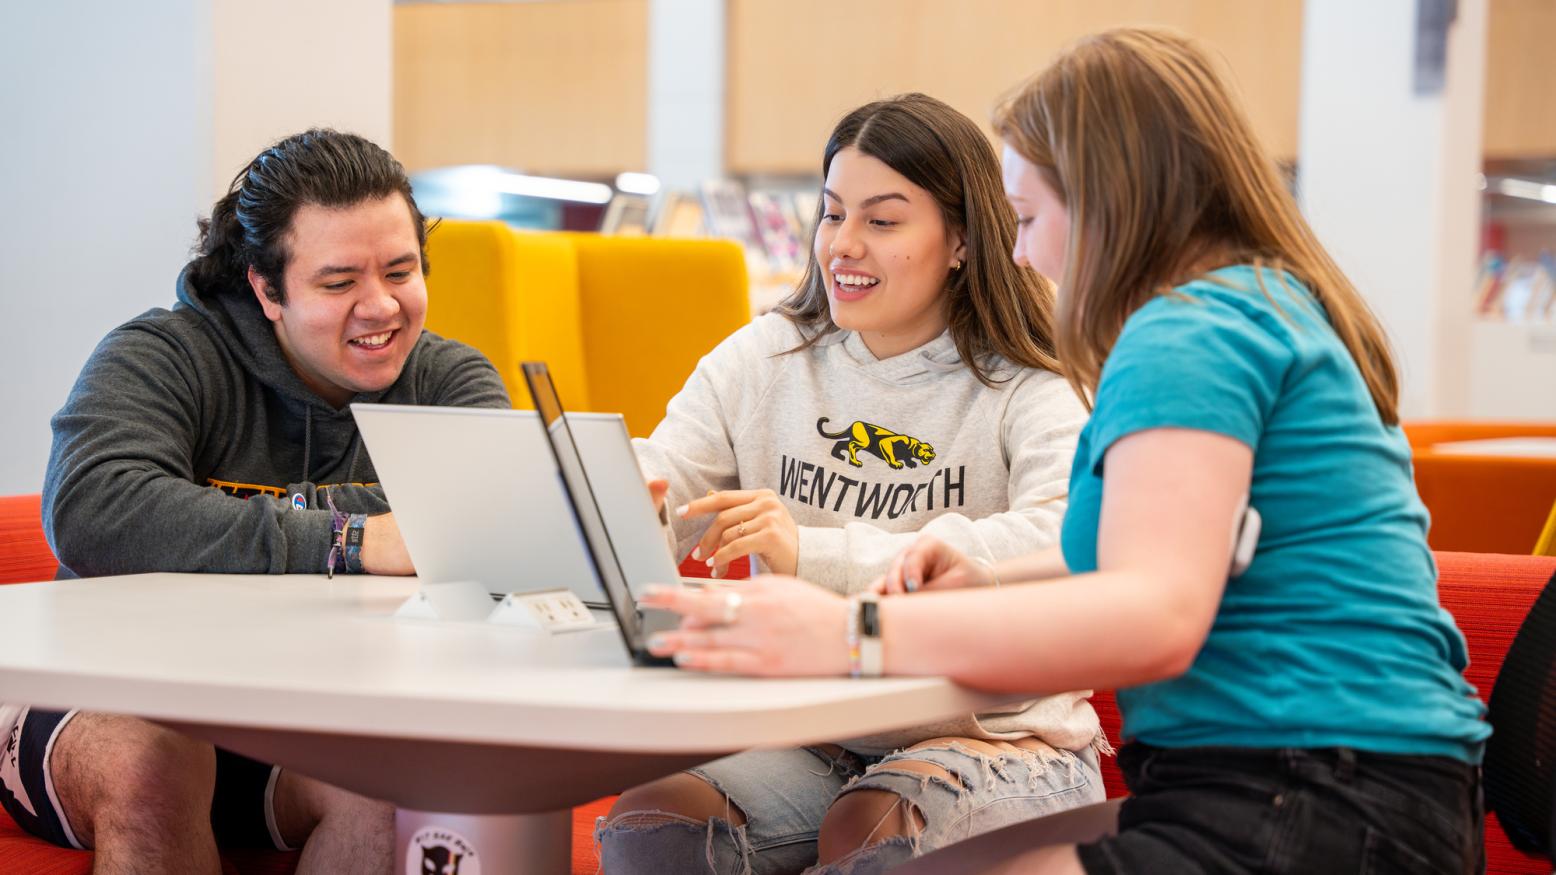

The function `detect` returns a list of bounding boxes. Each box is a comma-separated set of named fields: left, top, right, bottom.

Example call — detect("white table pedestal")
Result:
left=395, top=808, right=572, bottom=875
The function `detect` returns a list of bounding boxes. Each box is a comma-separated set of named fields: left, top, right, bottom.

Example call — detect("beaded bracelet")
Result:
left=323, top=490, right=368, bottom=578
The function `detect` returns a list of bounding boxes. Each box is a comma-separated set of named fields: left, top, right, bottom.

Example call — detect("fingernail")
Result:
left=675, top=504, right=689, bottom=518
left=643, top=584, right=666, bottom=597
left=691, top=546, right=701, bottom=560
left=647, top=634, right=668, bottom=651
left=674, top=652, right=693, bottom=666
left=906, top=578, right=920, bottom=593
left=710, top=567, right=720, bottom=579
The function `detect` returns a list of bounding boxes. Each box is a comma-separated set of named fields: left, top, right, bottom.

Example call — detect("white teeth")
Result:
left=351, top=331, right=392, bottom=346
left=836, top=274, right=879, bottom=287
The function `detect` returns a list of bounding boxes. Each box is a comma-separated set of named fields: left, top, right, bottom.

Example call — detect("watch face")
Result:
left=861, top=600, right=882, bottom=637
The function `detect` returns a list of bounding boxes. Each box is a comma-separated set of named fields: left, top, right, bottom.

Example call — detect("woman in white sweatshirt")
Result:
left=596, top=93, right=1103, bottom=875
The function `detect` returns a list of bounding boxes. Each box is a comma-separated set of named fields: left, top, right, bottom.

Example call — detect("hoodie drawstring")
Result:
left=302, top=406, right=313, bottom=484
left=346, top=433, right=363, bottom=484
left=302, top=405, right=363, bottom=487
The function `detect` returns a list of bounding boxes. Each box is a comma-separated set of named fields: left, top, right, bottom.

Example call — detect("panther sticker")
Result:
left=817, top=418, right=936, bottom=470
left=405, top=826, right=479, bottom=875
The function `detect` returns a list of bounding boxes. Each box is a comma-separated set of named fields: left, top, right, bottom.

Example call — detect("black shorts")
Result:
left=0, top=708, right=291, bottom=851
left=1076, top=743, right=1484, bottom=875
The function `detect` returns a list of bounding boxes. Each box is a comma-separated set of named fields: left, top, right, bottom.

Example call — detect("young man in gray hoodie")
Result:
left=0, top=130, right=509, bottom=874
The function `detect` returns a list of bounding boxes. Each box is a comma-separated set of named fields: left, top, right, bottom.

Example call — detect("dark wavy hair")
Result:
left=777, top=93, right=1060, bottom=384
left=187, top=128, right=431, bottom=305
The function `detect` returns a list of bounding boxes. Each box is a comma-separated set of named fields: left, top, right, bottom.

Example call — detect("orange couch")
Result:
left=1405, top=422, right=1556, bottom=554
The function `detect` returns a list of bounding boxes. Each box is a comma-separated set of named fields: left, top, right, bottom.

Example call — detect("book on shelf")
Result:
left=700, top=179, right=768, bottom=268
left=1474, top=250, right=1556, bottom=324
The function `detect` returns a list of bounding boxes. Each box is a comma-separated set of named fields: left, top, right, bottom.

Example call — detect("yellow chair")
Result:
left=565, top=234, right=751, bottom=437
left=1536, top=500, right=1556, bottom=557
left=423, top=220, right=590, bottom=409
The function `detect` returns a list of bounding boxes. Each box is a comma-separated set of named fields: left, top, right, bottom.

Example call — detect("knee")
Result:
left=607, top=772, right=744, bottom=828
left=598, top=773, right=752, bottom=874
left=53, top=714, right=216, bottom=840
left=274, top=771, right=393, bottom=845
left=817, top=759, right=957, bottom=865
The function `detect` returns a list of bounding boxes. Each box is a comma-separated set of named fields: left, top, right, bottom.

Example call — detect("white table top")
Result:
left=0, top=573, right=1011, bottom=755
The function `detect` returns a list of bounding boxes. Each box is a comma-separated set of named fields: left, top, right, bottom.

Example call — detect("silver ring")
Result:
left=722, top=591, right=743, bottom=625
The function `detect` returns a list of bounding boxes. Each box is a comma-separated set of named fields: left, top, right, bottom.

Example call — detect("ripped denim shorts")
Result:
left=594, top=740, right=1104, bottom=875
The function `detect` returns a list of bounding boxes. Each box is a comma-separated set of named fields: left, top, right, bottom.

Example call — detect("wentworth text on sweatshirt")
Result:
left=634, top=313, right=1103, bottom=755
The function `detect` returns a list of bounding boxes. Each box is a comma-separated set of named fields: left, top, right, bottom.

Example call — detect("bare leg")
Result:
left=605, top=771, right=748, bottom=828
left=271, top=770, right=394, bottom=875
left=50, top=712, right=222, bottom=875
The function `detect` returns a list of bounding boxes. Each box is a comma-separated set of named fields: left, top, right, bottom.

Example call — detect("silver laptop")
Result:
left=351, top=404, right=686, bottom=603
left=521, top=362, right=679, bottom=666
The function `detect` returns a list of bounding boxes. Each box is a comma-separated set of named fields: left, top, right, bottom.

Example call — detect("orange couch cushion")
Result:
left=0, top=495, right=56, bottom=585
left=1403, top=423, right=1556, bottom=554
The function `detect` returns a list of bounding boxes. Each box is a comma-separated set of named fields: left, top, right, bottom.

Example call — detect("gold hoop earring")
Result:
left=951, top=260, right=962, bottom=271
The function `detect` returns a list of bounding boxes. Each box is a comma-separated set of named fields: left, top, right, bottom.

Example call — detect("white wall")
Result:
left=1298, top=0, right=1487, bottom=419
left=647, top=0, right=725, bottom=191
left=0, top=1, right=391, bottom=497
left=0, top=2, right=214, bottom=496
left=212, top=0, right=393, bottom=195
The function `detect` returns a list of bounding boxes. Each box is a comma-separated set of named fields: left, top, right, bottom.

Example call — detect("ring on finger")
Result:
left=722, top=591, right=743, bottom=625
left=737, top=522, right=748, bottom=536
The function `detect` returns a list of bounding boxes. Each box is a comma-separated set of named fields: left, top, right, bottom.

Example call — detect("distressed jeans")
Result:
left=595, top=742, right=1105, bottom=875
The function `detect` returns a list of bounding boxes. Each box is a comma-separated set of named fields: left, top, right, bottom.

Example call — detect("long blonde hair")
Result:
left=780, top=93, right=1060, bottom=384
left=993, top=28, right=1401, bottom=423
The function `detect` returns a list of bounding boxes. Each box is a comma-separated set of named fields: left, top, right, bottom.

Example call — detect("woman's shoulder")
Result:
left=999, top=364, right=1088, bottom=421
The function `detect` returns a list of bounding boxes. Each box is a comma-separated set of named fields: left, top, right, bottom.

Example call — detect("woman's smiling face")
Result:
left=814, top=146, right=965, bottom=360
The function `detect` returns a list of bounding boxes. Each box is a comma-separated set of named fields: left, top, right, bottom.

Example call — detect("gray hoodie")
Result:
left=41, top=269, right=509, bottom=578
left=634, top=313, right=1103, bottom=756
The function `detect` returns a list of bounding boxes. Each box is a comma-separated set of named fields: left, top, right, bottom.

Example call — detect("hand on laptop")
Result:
left=871, top=534, right=987, bottom=595
left=676, top=489, right=799, bottom=577
left=641, top=575, right=849, bottom=676
left=362, top=513, right=415, bottom=576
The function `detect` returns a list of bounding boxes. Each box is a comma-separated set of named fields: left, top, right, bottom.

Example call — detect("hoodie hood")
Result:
left=173, top=266, right=387, bottom=483
left=830, top=326, right=1007, bottom=387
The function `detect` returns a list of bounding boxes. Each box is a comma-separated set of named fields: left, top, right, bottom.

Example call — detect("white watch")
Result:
left=857, top=592, right=883, bottom=677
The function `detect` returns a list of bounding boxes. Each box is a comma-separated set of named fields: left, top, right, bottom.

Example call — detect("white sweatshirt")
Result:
left=634, top=313, right=1104, bottom=755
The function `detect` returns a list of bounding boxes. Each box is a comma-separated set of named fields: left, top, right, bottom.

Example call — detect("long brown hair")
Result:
left=778, top=93, right=1060, bottom=384
left=993, top=28, right=1401, bottom=423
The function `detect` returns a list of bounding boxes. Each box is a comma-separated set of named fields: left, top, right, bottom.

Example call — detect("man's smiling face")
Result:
left=250, top=194, right=427, bottom=407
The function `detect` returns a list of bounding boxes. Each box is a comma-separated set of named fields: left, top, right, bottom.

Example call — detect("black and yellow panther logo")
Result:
left=817, top=418, right=937, bottom=470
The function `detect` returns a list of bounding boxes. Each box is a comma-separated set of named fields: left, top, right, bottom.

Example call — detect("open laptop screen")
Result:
left=521, top=362, right=654, bottom=658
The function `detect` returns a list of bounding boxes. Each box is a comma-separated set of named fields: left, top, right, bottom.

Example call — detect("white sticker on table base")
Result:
left=396, top=810, right=572, bottom=875
left=406, top=825, right=480, bottom=875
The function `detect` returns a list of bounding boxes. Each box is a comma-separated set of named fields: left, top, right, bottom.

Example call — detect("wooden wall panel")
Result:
left=1484, top=0, right=1556, bottom=159
left=726, top=0, right=1304, bottom=174
left=390, top=1, right=1556, bottom=177
left=393, top=0, right=648, bottom=176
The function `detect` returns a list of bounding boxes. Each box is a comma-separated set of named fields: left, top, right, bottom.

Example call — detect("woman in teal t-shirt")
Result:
left=639, top=26, right=1486, bottom=874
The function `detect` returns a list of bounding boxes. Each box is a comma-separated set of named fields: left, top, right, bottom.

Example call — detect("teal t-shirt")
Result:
left=1060, top=265, right=1488, bottom=763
